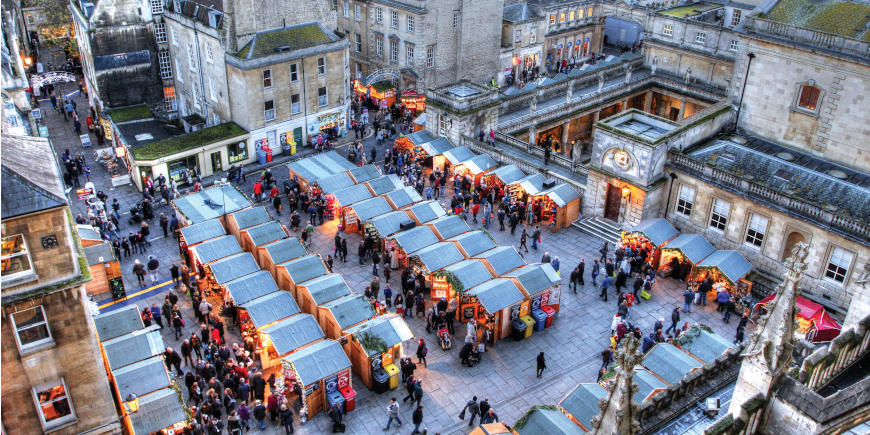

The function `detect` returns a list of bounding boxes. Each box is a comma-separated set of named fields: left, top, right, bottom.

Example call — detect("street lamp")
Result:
left=620, top=186, right=632, bottom=223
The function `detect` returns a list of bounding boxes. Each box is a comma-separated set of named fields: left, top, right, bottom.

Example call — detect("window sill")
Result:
left=19, top=339, right=57, bottom=357
left=789, top=106, right=820, bottom=118
left=44, top=417, right=79, bottom=434
left=743, top=243, right=762, bottom=251
left=1, top=270, right=39, bottom=287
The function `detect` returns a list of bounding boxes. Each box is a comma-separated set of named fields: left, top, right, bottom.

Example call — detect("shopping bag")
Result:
left=640, top=289, right=651, bottom=300
left=459, top=409, right=466, bottom=420
left=694, top=292, right=702, bottom=304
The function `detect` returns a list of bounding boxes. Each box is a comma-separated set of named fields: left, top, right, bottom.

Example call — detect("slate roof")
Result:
left=505, top=263, right=560, bottom=295
left=128, top=388, right=187, bottom=435
left=85, top=242, right=115, bottom=265
left=511, top=174, right=548, bottom=195
left=349, top=197, right=394, bottom=222
left=642, top=343, right=703, bottom=384
left=234, top=22, right=341, bottom=60
left=365, top=174, right=405, bottom=195
left=404, top=130, right=435, bottom=146
left=488, top=164, right=526, bottom=185
left=442, top=146, right=476, bottom=165
left=370, top=211, right=416, bottom=237
left=661, top=234, right=715, bottom=264
left=283, top=340, right=351, bottom=386
left=244, top=221, right=287, bottom=247
left=1, top=134, right=66, bottom=218
left=77, top=225, right=102, bottom=241
left=634, top=367, right=669, bottom=402
left=224, top=270, right=278, bottom=305
left=287, top=151, right=356, bottom=184
left=93, top=306, right=143, bottom=341
left=459, top=154, right=498, bottom=175
left=474, top=246, right=526, bottom=276
left=418, top=137, right=455, bottom=156
left=321, top=294, right=376, bottom=330
left=674, top=327, right=733, bottom=364
left=332, top=184, right=373, bottom=206
left=210, top=252, right=260, bottom=283
left=627, top=218, right=678, bottom=246
left=467, top=279, right=526, bottom=314
left=191, top=235, right=243, bottom=264
left=231, top=207, right=272, bottom=230
left=504, top=2, right=541, bottom=22
left=406, top=200, right=447, bottom=223
left=261, top=237, right=307, bottom=264
left=697, top=250, right=752, bottom=283
left=515, top=408, right=584, bottom=435
left=179, top=219, right=226, bottom=245
left=278, top=255, right=328, bottom=286
left=314, top=172, right=355, bottom=194
left=261, top=314, right=324, bottom=356
left=112, top=356, right=171, bottom=399
left=242, top=291, right=301, bottom=329
left=543, top=183, right=580, bottom=207
left=298, top=273, right=352, bottom=305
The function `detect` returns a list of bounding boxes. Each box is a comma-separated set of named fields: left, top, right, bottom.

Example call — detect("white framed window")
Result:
left=407, top=15, right=414, bottom=32
left=170, top=26, right=178, bottom=45
left=729, top=39, right=739, bottom=51
left=375, top=7, right=382, bottom=23
left=191, top=82, right=200, bottom=109
left=376, top=37, right=383, bottom=56
left=343, top=1, right=349, bottom=17
left=515, top=29, right=521, bottom=43
left=264, top=100, right=275, bottom=120
left=587, top=7, right=593, bottom=16
left=158, top=51, right=172, bottom=79
left=154, top=22, right=167, bottom=43
left=33, top=379, right=76, bottom=430
left=406, top=45, right=414, bottom=65
left=391, top=11, right=398, bottom=28
left=10, top=305, right=53, bottom=352
left=318, top=86, right=328, bottom=106
left=578, top=9, right=584, bottom=18
left=675, top=185, right=695, bottom=216
left=569, top=11, right=574, bottom=20
left=560, top=12, right=565, bottom=22
left=453, top=11, right=459, bottom=28
left=355, top=34, right=362, bottom=52
left=709, top=198, right=729, bottom=231
left=390, top=40, right=398, bottom=62
left=824, top=246, right=853, bottom=284
left=205, top=43, right=214, bottom=64
left=291, top=94, right=301, bottom=114
left=354, top=4, right=360, bottom=20
left=150, top=0, right=163, bottom=14
left=208, top=76, right=216, bottom=101
left=289, top=63, right=298, bottom=82
left=662, top=24, right=673, bottom=36
left=175, top=58, right=184, bottom=82
left=744, top=213, right=768, bottom=248
left=530, top=27, right=537, bottom=43
left=1, top=234, right=36, bottom=284
left=164, top=87, right=177, bottom=112
left=731, top=9, right=742, bottom=26
left=262, top=69, right=272, bottom=88
left=550, top=14, right=555, bottom=24
left=695, top=31, right=707, bottom=44
left=438, top=114, right=448, bottom=135
left=317, top=57, right=326, bottom=75
left=187, top=43, right=197, bottom=71
left=426, top=46, right=434, bottom=69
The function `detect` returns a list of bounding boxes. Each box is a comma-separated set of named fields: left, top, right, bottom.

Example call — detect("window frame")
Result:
left=406, top=44, right=414, bottom=65
left=1, top=234, right=37, bottom=284
left=390, top=40, right=398, bottom=62
left=530, top=27, right=537, bottom=44
left=569, top=11, right=575, bottom=20
left=10, top=305, right=53, bottom=353
left=550, top=14, right=555, bottom=24
left=317, top=86, right=328, bottom=107
left=343, top=1, right=349, bottom=17
left=264, top=100, right=275, bottom=121
left=515, top=29, right=521, bottom=43
left=158, top=51, right=172, bottom=79
left=824, top=245, right=854, bottom=285
left=729, top=39, right=739, bottom=51
left=227, top=141, right=248, bottom=163
left=191, top=81, right=201, bottom=109
left=731, top=9, right=741, bottom=26
left=795, top=83, right=822, bottom=113
left=289, top=63, right=298, bottom=82
left=708, top=198, right=729, bottom=232
left=164, top=86, right=177, bottom=112
left=376, top=37, right=383, bottom=57
left=662, top=24, right=673, bottom=37
left=426, top=46, right=434, bottom=69
left=675, top=184, right=695, bottom=217
left=32, top=379, right=76, bottom=430
left=453, top=11, right=459, bottom=28
left=354, top=3, right=361, bottom=21
left=170, top=26, right=178, bottom=45
left=291, top=93, right=301, bottom=114
left=407, top=15, right=414, bottom=32
left=208, top=76, right=216, bottom=102
left=317, top=57, right=326, bottom=75
left=559, top=12, right=566, bottom=22
left=205, top=43, right=214, bottom=64
left=187, top=42, right=197, bottom=71
left=262, top=69, right=272, bottom=88
left=150, top=0, right=163, bottom=14
left=154, top=21, right=167, bottom=43
left=744, top=213, right=768, bottom=249
left=695, top=31, right=707, bottom=45
left=375, top=7, right=383, bottom=23
left=391, top=11, right=399, bottom=29
left=175, top=58, right=184, bottom=83
left=355, top=33, right=362, bottom=52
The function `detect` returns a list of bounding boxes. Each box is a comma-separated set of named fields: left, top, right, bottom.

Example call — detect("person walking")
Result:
left=536, top=352, right=547, bottom=378
left=665, top=307, right=681, bottom=334
left=599, top=241, right=609, bottom=262
left=461, top=396, right=480, bottom=426
left=519, top=228, right=529, bottom=253
left=279, top=404, right=294, bottom=434
left=481, top=409, right=500, bottom=424
left=170, top=262, right=180, bottom=287
left=416, top=338, right=428, bottom=368
left=159, top=213, right=169, bottom=237
left=383, top=397, right=402, bottom=429
left=683, top=288, right=694, bottom=313
left=147, top=255, right=160, bottom=284
left=151, top=303, right=163, bottom=329
left=253, top=400, right=267, bottom=430
left=411, top=405, right=424, bottom=435
left=133, top=259, right=146, bottom=287
left=591, top=259, right=600, bottom=286
left=413, top=379, right=424, bottom=408
left=600, top=274, right=612, bottom=302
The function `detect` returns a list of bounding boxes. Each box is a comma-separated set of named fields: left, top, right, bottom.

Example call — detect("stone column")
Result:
left=621, top=99, right=629, bottom=112
left=844, top=264, right=870, bottom=328
left=528, top=125, right=536, bottom=151
left=592, top=111, right=600, bottom=123
left=561, top=121, right=570, bottom=148
left=566, top=80, right=574, bottom=103
left=624, top=65, right=632, bottom=84
left=643, top=91, right=653, bottom=112
left=677, top=100, right=686, bottom=119
left=530, top=95, right=537, bottom=115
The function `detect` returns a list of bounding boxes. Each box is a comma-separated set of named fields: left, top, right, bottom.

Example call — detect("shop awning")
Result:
left=428, top=215, right=471, bottom=240
left=459, top=154, right=498, bottom=175
left=348, top=197, right=394, bottom=222
left=642, top=343, right=702, bottom=384
left=392, top=225, right=439, bottom=254
left=93, top=306, right=143, bottom=342
left=418, top=137, right=454, bottom=156
left=112, top=356, right=171, bottom=400
left=300, top=273, right=352, bottom=306
left=474, top=246, right=526, bottom=276
left=278, top=255, right=329, bottom=287
left=504, top=263, right=560, bottom=296
left=345, top=314, right=414, bottom=353
left=102, top=326, right=163, bottom=370
left=365, top=174, right=405, bottom=195
left=384, top=186, right=423, bottom=209
left=634, top=368, right=669, bottom=403
left=370, top=211, right=416, bottom=238
left=173, top=184, right=252, bottom=224
left=332, top=184, right=373, bottom=207
left=443, top=146, right=476, bottom=165
left=411, top=242, right=465, bottom=273
left=511, top=174, right=548, bottom=195
left=283, top=340, right=351, bottom=387
left=514, top=408, right=584, bottom=435
left=404, top=130, right=435, bottom=146
left=755, top=294, right=842, bottom=342
left=488, top=165, right=526, bottom=185
left=347, top=164, right=382, bottom=183
left=179, top=218, right=226, bottom=246
left=662, top=234, right=715, bottom=264
left=261, top=237, right=307, bottom=265
left=674, top=327, right=733, bottom=364
left=467, top=279, right=526, bottom=314
left=406, top=200, right=447, bottom=223
left=542, top=184, right=580, bottom=207
left=627, top=218, right=678, bottom=247
left=244, top=221, right=287, bottom=247
left=315, top=172, right=355, bottom=194
left=448, top=230, right=496, bottom=257
left=224, top=270, right=279, bottom=304
left=559, top=383, right=608, bottom=431
left=191, top=235, right=243, bottom=264
left=261, top=314, right=325, bottom=356
left=231, top=206, right=271, bottom=231
left=128, top=388, right=187, bottom=435
left=211, top=253, right=260, bottom=284
left=442, top=259, right=494, bottom=292
left=321, top=294, right=377, bottom=330
left=697, top=250, right=752, bottom=283
left=243, top=291, right=301, bottom=329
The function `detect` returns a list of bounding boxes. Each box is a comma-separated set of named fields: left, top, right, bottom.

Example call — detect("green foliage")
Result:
left=359, top=331, right=388, bottom=354
left=433, top=270, right=463, bottom=293
left=32, top=0, right=71, bottom=25
left=512, top=405, right=560, bottom=430
left=107, top=105, right=154, bottom=123
left=131, top=123, right=248, bottom=160
left=372, top=80, right=395, bottom=93
left=171, top=382, right=193, bottom=423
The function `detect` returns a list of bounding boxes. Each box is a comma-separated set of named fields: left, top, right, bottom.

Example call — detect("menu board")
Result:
left=431, top=276, right=449, bottom=299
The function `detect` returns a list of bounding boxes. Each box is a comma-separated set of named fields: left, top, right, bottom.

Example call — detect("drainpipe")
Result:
left=192, top=19, right=209, bottom=125
left=664, top=172, right=677, bottom=219
left=734, top=52, right=755, bottom=131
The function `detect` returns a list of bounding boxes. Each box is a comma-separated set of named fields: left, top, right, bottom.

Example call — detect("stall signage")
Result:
left=531, top=294, right=542, bottom=310
left=462, top=304, right=477, bottom=321
left=541, top=290, right=550, bottom=307
left=519, top=300, right=531, bottom=317
left=304, top=383, right=319, bottom=396
left=382, top=352, right=394, bottom=365
left=38, top=125, right=49, bottom=137
left=337, top=369, right=350, bottom=389
left=549, top=287, right=561, bottom=305
left=510, top=303, right=522, bottom=320
left=431, top=277, right=449, bottom=299
left=319, top=112, right=340, bottom=129
left=32, top=108, right=41, bottom=119
left=325, top=375, right=339, bottom=393
left=80, top=134, right=92, bottom=148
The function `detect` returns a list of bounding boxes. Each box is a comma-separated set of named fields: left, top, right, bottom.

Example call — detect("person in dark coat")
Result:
left=665, top=307, right=681, bottom=334
left=253, top=400, right=267, bottom=429
left=251, top=372, right=266, bottom=401
left=536, top=352, right=546, bottom=378
left=279, top=404, right=294, bottom=434
left=416, top=339, right=428, bottom=367
left=411, top=405, right=424, bottom=435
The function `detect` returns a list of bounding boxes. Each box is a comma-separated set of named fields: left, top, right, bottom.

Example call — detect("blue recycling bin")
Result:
left=256, top=149, right=268, bottom=165
left=532, top=308, right=547, bottom=332
left=327, top=389, right=345, bottom=412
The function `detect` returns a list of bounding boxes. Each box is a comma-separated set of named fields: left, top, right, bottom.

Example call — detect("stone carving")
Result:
left=855, top=263, right=870, bottom=287
left=598, top=71, right=605, bottom=92
left=625, top=64, right=633, bottom=84
left=651, top=56, right=658, bottom=75
left=591, top=333, right=642, bottom=435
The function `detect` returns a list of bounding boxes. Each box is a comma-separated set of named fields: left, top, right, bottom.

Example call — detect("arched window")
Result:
left=797, top=84, right=821, bottom=111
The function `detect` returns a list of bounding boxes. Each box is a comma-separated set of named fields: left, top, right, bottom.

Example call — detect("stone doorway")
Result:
left=604, top=184, right=622, bottom=221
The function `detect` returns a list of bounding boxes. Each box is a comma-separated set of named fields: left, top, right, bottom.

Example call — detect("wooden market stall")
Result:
left=461, top=278, right=529, bottom=346
left=172, top=183, right=252, bottom=227
left=695, top=250, right=753, bottom=302
left=416, top=137, right=456, bottom=171
left=101, top=326, right=163, bottom=371
left=441, top=146, right=476, bottom=177
left=343, top=314, right=414, bottom=390
left=178, top=218, right=227, bottom=267
left=474, top=246, right=527, bottom=276
left=559, top=383, right=608, bottom=432
left=673, top=326, right=734, bottom=364
left=347, top=164, right=382, bottom=184
left=383, top=186, right=424, bottom=210
left=394, top=130, right=435, bottom=156
left=240, top=291, right=302, bottom=367
left=207, top=253, right=261, bottom=299
left=83, top=241, right=123, bottom=297
left=454, top=154, right=498, bottom=186
left=537, top=183, right=581, bottom=230
left=92, top=305, right=144, bottom=342
left=124, top=387, right=188, bottom=435
left=111, top=356, right=173, bottom=409
left=505, top=263, right=562, bottom=325
left=240, top=220, right=289, bottom=263
left=364, top=174, right=405, bottom=196
left=513, top=407, right=586, bottom=435
left=312, top=171, right=356, bottom=196
left=317, top=293, right=377, bottom=340
left=632, top=368, right=669, bottom=403
left=448, top=230, right=496, bottom=258
left=331, top=184, right=374, bottom=231
left=621, top=218, right=679, bottom=269
left=470, top=424, right=512, bottom=435
left=427, top=215, right=472, bottom=240
left=483, top=164, right=526, bottom=195
left=385, top=225, right=440, bottom=269
left=659, top=234, right=715, bottom=283
left=226, top=206, right=271, bottom=241
left=344, top=197, right=395, bottom=234
left=295, top=273, right=352, bottom=316
left=408, top=242, right=465, bottom=278
left=437, top=259, right=494, bottom=302
left=286, top=151, right=356, bottom=191
left=223, top=270, right=280, bottom=306
left=281, top=340, right=353, bottom=418
left=275, top=254, right=329, bottom=300
left=189, top=235, right=244, bottom=271
left=367, top=211, right=417, bottom=244
left=260, top=313, right=325, bottom=369
left=507, top=173, right=547, bottom=204
left=258, top=237, right=307, bottom=277
left=405, top=200, right=447, bottom=225
left=641, top=343, right=703, bottom=384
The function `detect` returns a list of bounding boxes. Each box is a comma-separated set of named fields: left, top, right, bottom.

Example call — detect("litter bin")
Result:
left=339, top=386, right=356, bottom=412
left=372, top=367, right=389, bottom=394
left=383, top=363, right=400, bottom=390
left=264, top=146, right=273, bottom=162
left=327, top=389, right=345, bottom=413
left=520, top=315, right=535, bottom=338
left=256, top=148, right=267, bottom=165
left=542, top=306, right=556, bottom=328
left=531, top=308, right=547, bottom=332
left=511, top=317, right=527, bottom=341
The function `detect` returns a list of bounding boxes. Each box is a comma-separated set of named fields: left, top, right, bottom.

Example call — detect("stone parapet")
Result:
left=799, top=313, right=870, bottom=390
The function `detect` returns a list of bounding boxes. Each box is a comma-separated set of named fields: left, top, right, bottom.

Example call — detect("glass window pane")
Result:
left=36, top=384, right=72, bottom=423
left=13, top=307, right=45, bottom=328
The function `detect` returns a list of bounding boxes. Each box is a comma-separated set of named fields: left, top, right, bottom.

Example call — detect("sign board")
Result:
left=382, top=352, right=394, bottom=365
left=111, top=174, right=132, bottom=187
left=519, top=300, right=531, bottom=317
left=38, top=125, right=49, bottom=137
left=110, top=276, right=126, bottom=300
left=462, top=304, right=477, bottom=320
left=325, top=375, right=339, bottom=393
left=549, top=286, right=561, bottom=305
left=80, top=134, right=92, bottom=148
left=31, top=108, right=41, bottom=119
left=337, top=369, right=350, bottom=389
left=431, top=276, right=449, bottom=300
left=541, top=290, right=550, bottom=307
left=303, top=383, right=319, bottom=396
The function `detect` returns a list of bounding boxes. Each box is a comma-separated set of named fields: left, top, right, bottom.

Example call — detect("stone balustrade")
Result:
left=745, top=16, right=870, bottom=60
left=799, top=313, right=870, bottom=390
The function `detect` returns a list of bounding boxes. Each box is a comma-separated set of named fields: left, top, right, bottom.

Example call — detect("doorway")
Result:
left=210, top=151, right=222, bottom=174
left=604, top=184, right=622, bottom=221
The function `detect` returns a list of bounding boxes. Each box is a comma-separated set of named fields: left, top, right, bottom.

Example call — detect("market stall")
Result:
left=226, top=206, right=271, bottom=241
left=124, top=387, right=188, bottom=435
left=344, top=314, right=414, bottom=390
left=367, top=211, right=416, bottom=247
left=454, top=154, right=498, bottom=186
left=462, top=278, right=528, bottom=346
left=673, top=326, right=733, bottom=364
left=507, top=173, right=548, bottom=204
left=658, top=234, right=715, bottom=282
left=632, top=368, right=669, bottom=403
left=436, top=259, right=494, bottom=301
left=383, top=186, right=423, bottom=210
left=344, top=197, right=395, bottom=234
left=317, top=293, right=377, bottom=340
left=172, top=184, right=252, bottom=227
left=331, top=184, right=374, bottom=231
left=395, top=135, right=455, bottom=172
left=405, top=200, right=448, bottom=224
left=538, top=183, right=581, bottom=230
left=178, top=218, right=227, bottom=261
left=621, top=218, right=679, bottom=269
left=394, top=130, right=435, bottom=156
left=258, top=237, right=307, bottom=277
left=281, top=340, right=352, bottom=418
left=474, top=246, right=527, bottom=276
left=112, top=356, right=172, bottom=407
left=365, top=174, right=405, bottom=196
left=409, top=242, right=465, bottom=279
left=261, top=314, right=325, bottom=369
left=295, top=273, right=352, bottom=316
left=427, top=215, right=472, bottom=240
left=240, top=291, right=301, bottom=358
left=240, top=220, right=289, bottom=262
left=354, top=79, right=398, bottom=107
left=559, top=383, right=608, bottom=432
left=312, top=171, right=356, bottom=196
left=695, top=250, right=753, bottom=300
left=754, top=294, right=842, bottom=342
left=513, top=408, right=585, bottom=435
left=190, top=235, right=243, bottom=272
left=470, top=424, right=512, bottom=435
left=101, top=327, right=163, bottom=371
left=286, top=151, right=356, bottom=191
left=483, top=165, right=526, bottom=194
left=83, top=241, right=122, bottom=297
left=347, top=164, right=382, bottom=184
left=400, top=89, right=426, bottom=113
left=387, top=225, right=440, bottom=269
left=207, top=253, right=261, bottom=299
left=275, top=254, right=329, bottom=300
left=93, top=306, right=144, bottom=342
left=224, top=270, right=280, bottom=306
left=504, top=263, right=561, bottom=320
left=641, top=343, right=703, bottom=384
left=448, top=230, right=496, bottom=258
left=442, top=146, right=476, bottom=177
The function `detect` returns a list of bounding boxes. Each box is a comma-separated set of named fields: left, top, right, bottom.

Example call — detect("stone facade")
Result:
left=532, top=0, right=603, bottom=68
left=424, top=81, right=501, bottom=144
left=499, top=9, right=546, bottom=85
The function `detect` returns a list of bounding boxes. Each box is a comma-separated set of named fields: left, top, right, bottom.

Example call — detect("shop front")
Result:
left=281, top=340, right=353, bottom=418
left=537, top=183, right=582, bottom=231
left=659, top=234, right=715, bottom=283
left=505, top=263, right=561, bottom=320
left=408, top=242, right=465, bottom=302
left=454, top=154, right=498, bottom=187
left=621, top=218, right=678, bottom=269
left=483, top=165, right=526, bottom=197
left=307, top=109, right=346, bottom=143
left=332, top=185, right=375, bottom=232
left=462, top=278, right=528, bottom=346
left=239, top=291, right=302, bottom=369
left=260, top=314, right=325, bottom=370
left=442, top=146, right=476, bottom=178
left=394, top=134, right=454, bottom=173
left=695, top=250, right=753, bottom=305
left=400, top=89, right=426, bottom=114
left=353, top=79, right=397, bottom=108
left=344, top=314, right=414, bottom=391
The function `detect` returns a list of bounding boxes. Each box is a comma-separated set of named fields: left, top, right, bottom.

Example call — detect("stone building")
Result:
left=528, top=0, right=603, bottom=70
left=500, top=2, right=546, bottom=85
left=1, top=133, right=120, bottom=434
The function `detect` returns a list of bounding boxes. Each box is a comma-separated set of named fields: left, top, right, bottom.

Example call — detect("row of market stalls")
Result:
left=92, top=306, right=187, bottom=434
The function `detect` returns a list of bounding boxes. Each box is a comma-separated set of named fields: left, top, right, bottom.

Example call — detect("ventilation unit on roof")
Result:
left=276, top=46, right=292, bottom=52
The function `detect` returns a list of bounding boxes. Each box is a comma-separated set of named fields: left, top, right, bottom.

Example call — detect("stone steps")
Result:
left=572, top=217, right=622, bottom=244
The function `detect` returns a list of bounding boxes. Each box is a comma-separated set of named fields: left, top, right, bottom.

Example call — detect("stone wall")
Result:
left=87, top=25, right=164, bottom=110
left=1, top=208, right=78, bottom=296
left=230, top=0, right=336, bottom=47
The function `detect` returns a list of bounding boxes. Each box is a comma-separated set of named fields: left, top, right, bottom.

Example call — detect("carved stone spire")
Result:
left=591, top=333, right=642, bottom=435
left=728, top=242, right=809, bottom=419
